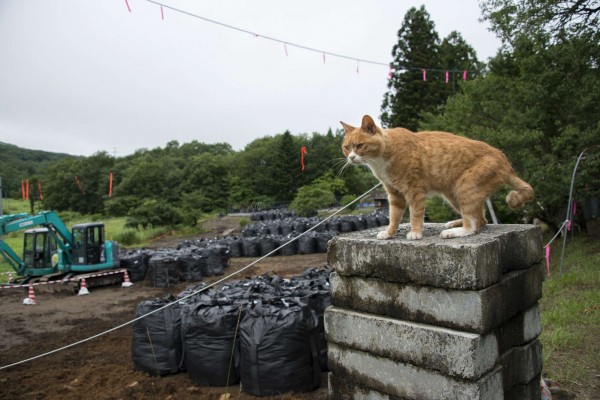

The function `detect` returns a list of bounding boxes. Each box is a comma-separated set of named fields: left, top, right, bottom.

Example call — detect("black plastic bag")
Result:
left=225, top=237, right=243, bottom=258
left=297, top=231, right=318, bottom=255
left=176, top=250, right=204, bottom=282
left=240, top=299, right=321, bottom=396
left=315, top=231, right=336, bottom=253
left=120, top=250, right=148, bottom=282
left=181, top=301, right=243, bottom=386
left=131, top=295, right=184, bottom=376
left=241, top=237, right=261, bottom=257
left=259, top=235, right=279, bottom=256
left=277, top=235, right=297, bottom=256
left=146, top=253, right=180, bottom=288
left=201, top=245, right=229, bottom=276
left=339, top=217, right=355, bottom=233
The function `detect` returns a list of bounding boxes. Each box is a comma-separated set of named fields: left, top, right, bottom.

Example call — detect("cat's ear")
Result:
left=340, top=121, right=355, bottom=134
left=361, top=115, right=378, bottom=135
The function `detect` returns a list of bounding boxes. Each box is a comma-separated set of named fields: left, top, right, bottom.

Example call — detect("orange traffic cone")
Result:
left=23, top=282, right=37, bottom=305
left=78, top=278, right=90, bottom=296
left=122, top=270, right=133, bottom=288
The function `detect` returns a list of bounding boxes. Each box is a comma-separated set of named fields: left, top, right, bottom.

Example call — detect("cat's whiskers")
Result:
left=328, top=158, right=351, bottom=177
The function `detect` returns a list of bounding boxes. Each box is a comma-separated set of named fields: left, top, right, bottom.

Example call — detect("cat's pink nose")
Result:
left=349, top=154, right=356, bottom=161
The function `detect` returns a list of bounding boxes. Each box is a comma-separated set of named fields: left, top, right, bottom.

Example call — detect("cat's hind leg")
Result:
left=441, top=203, right=485, bottom=239
left=440, top=194, right=463, bottom=229
left=441, top=221, right=476, bottom=238
left=444, top=219, right=463, bottom=228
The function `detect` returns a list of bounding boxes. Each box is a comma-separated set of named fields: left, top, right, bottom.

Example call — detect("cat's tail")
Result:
left=505, top=174, right=534, bottom=209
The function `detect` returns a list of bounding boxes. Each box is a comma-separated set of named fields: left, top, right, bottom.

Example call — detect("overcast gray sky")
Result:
left=0, top=0, right=501, bottom=157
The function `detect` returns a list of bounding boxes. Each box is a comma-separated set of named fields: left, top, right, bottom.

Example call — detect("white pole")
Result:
left=486, top=198, right=498, bottom=224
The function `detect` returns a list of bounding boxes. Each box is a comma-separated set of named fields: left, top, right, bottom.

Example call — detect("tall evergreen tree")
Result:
left=381, top=6, right=442, bottom=130
left=380, top=6, right=481, bottom=130
left=438, top=31, right=483, bottom=98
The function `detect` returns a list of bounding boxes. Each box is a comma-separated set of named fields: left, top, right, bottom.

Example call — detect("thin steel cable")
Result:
left=0, top=182, right=382, bottom=370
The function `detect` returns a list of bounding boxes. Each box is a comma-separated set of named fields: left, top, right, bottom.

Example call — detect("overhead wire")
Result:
left=141, top=0, right=474, bottom=74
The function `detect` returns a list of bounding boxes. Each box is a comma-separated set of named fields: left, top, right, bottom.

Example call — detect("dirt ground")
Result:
left=0, top=246, right=330, bottom=400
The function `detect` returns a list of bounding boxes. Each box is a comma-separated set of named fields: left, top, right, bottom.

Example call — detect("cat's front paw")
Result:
left=377, top=230, right=392, bottom=240
left=406, top=231, right=422, bottom=240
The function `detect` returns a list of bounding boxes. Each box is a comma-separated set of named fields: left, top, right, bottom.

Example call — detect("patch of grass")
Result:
left=540, top=235, right=600, bottom=396
left=238, top=217, right=250, bottom=228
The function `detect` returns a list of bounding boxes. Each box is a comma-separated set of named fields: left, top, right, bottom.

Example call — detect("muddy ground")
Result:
left=0, top=216, right=331, bottom=400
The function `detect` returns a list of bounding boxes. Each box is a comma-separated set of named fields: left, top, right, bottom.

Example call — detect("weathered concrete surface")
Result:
left=499, top=340, right=543, bottom=389
left=329, top=264, right=543, bottom=333
left=324, top=306, right=498, bottom=380
left=328, top=343, right=504, bottom=400
left=495, top=305, right=541, bottom=355
left=328, top=374, right=393, bottom=400
left=328, top=223, right=542, bottom=290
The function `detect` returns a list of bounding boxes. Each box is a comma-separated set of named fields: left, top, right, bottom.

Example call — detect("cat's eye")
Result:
left=343, top=145, right=350, bottom=151
left=356, top=143, right=364, bottom=149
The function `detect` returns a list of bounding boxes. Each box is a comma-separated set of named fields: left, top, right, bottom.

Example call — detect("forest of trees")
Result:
left=3, top=130, right=377, bottom=225
left=2, top=1, right=598, bottom=231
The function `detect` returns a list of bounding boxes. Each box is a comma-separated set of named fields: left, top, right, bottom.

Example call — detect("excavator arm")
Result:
left=0, top=239, right=26, bottom=276
left=0, top=211, right=74, bottom=276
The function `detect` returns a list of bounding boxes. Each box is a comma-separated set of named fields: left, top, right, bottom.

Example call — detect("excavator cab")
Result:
left=71, top=223, right=106, bottom=266
left=23, top=228, right=58, bottom=272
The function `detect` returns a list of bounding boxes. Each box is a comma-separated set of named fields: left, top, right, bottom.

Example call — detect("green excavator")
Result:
left=0, top=211, right=119, bottom=283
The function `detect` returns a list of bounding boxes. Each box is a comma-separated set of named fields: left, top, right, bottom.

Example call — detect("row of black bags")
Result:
left=120, top=245, right=230, bottom=288
left=249, top=209, right=296, bottom=221
left=131, top=267, right=330, bottom=397
left=241, top=210, right=390, bottom=237
left=177, top=210, right=390, bottom=258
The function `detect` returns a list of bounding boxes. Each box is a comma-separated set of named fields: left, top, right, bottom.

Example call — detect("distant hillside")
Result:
left=0, top=141, right=75, bottom=198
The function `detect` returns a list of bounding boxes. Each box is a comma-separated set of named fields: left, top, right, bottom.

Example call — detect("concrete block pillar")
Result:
left=325, top=223, right=544, bottom=400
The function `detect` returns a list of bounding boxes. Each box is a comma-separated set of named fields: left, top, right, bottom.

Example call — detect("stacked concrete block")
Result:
left=325, top=223, right=544, bottom=400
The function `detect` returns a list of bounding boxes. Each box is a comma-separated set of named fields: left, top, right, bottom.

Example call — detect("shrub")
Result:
left=238, top=217, right=250, bottom=227
left=341, top=194, right=358, bottom=211
left=114, top=229, right=141, bottom=246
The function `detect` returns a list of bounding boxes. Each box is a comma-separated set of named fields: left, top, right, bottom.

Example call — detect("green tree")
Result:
left=480, top=0, right=600, bottom=45
left=422, top=4, right=600, bottom=228
left=381, top=5, right=442, bottom=130
left=182, top=152, right=230, bottom=213
left=289, top=173, right=345, bottom=217
left=380, top=6, right=482, bottom=131
left=43, top=152, right=114, bottom=214
left=438, top=31, right=484, bottom=97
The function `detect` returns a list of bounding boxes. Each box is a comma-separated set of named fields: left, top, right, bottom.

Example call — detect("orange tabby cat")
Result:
left=340, top=115, right=534, bottom=240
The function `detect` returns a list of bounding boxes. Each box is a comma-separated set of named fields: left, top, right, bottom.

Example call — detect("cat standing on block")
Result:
left=340, top=115, right=534, bottom=240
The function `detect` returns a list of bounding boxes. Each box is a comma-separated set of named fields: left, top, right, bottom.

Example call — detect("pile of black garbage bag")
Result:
left=131, top=267, right=331, bottom=397
left=119, top=210, right=388, bottom=287
left=119, top=244, right=230, bottom=288
left=249, top=209, right=296, bottom=221
left=178, top=210, right=390, bottom=258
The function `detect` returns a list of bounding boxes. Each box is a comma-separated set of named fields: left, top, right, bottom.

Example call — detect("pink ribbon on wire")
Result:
left=463, top=70, right=467, bottom=81
left=124, top=0, right=131, bottom=12
left=422, top=69, right=427, bottom=81
left=545, top=245, right=551, bottom=276
left=445, top=70, right=449, bottom=84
